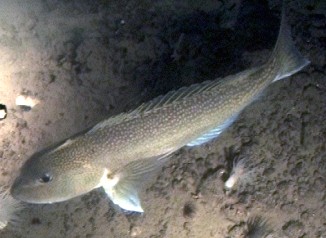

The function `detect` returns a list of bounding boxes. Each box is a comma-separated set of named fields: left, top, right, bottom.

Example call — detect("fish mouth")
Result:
left=11, top=185, right=51, bottom=204
left=10, top=177, right=45, bottom=203
left=10, top=177, right=22, bottom=198
left=10, top=177, right=70, bottom=204
left=10, top=177, right=29, bottom=202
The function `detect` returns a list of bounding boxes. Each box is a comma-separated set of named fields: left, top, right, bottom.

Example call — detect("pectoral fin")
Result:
left=100, top=154, right=171, bottom=212
left=102, top=171, right=144, bottom=212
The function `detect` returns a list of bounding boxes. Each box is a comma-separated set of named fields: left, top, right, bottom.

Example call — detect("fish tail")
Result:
left=269, top=4, right=310, bottom=82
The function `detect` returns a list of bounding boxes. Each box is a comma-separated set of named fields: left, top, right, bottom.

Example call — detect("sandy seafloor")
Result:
left=0, top=0, right=325, bottom=237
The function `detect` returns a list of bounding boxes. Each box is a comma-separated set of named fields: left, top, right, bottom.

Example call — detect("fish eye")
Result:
left=39, top=173, right=53, bottom=183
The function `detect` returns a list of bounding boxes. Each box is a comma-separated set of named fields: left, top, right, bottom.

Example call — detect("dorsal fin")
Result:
left=47, top=139, right=74, bottom=154
left=88, top=80, right=221, bottom=133
left=88, top=69, right=256, bottom=134
left=135, top=79, right=221, bottom=113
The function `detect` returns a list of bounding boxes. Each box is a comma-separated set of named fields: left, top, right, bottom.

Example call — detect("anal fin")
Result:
left=100, top=154, right=171, bottom=212
left=187, top=114, right=238, bottom=147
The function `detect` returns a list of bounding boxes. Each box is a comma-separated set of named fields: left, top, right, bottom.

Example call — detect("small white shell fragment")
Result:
left=0, top=109, right=6, bottom=119
left=15, top=95, right=39, bottom=108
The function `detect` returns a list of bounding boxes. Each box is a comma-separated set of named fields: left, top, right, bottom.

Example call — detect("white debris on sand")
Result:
left=225, top=158, right=255, bottom=190
left=0, top=109, right=6, bottom=120
left=15, top=95, right=39, bottom=109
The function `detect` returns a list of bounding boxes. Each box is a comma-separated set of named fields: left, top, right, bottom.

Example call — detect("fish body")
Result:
left=11, top=7, right=309, bottom=212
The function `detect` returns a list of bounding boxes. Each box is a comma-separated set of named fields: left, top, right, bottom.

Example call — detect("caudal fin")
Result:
left=271, top=5, right=310, bottom=82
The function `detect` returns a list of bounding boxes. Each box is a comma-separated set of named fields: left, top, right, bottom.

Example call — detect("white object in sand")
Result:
left=0, top=109, right=6, bottom=119
left=225, top=158, right=248, bottom=190
left=15, top=95, right=39, bottom=108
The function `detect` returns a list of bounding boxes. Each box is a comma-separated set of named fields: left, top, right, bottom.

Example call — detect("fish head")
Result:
left=11, top=148, right=103, bottom=204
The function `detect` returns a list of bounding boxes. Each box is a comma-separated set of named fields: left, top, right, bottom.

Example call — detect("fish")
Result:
left=10, top=6, right=309, bottom=213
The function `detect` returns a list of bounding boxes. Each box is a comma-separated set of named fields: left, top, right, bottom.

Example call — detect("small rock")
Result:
left=130, top=225, right=141, bottom=237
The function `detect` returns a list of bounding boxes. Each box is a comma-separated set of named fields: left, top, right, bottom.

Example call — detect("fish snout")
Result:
left=10, top=177, right=24, bottom=200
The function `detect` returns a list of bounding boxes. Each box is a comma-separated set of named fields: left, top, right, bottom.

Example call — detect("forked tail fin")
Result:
left=270, top=4, right=310, bottom=82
